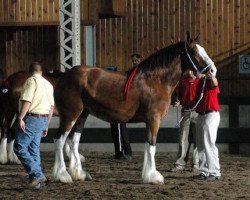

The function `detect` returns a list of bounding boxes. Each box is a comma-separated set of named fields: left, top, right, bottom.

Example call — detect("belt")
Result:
left=198, top=110, right=217, bottom=115
left=27, top=113, right=49, bottom=118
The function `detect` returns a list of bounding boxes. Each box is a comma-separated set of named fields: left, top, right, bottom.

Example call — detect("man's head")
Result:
left=29, top=62, right=43, bottom=75
left=183, top=69, right=196, bottom=79
left=131, top=53, right=143, bottom=67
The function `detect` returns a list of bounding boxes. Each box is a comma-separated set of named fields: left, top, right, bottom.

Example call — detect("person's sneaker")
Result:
left=171, top=165, right=185, bottom=172
left=206, top=175, right=221, bottom=181
left=30, top=177, right=47, bottom=187
left=193, top=173, right=207, bottom=180
left=32, top=183, right=41, bottom=189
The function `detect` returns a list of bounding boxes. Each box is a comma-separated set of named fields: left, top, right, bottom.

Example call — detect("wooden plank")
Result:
left=239, top=0, right=245, bottom=46
left=20, top=0, right=27, bottom=22
left=217, top=0, right=223, bottom=62
left=115, top=18, right=123, bottom=70
left=37, top=0, right=43, bottom=21
left=0, top=21, right=59, bottom=26
left=246, top=0, right=250, bottom=45
left=158, top=0, right=164, bottom=47
left=186, top=0, right=191, bottom=36
left=0, top=0, right=3, bottom=21
left=81, top=0, right=89, bottom=22
left=137, top=0, right=143, bottom=54
left=212, top=0, right=218, bottom=57
left=126, top=0, right=133, bottom=58
left=9, top=0, right=15, bottom=22
left=88, top=0, right=98, bottom=23
left=132, top=0, right=138, bottom=53
left=179, top=0, right=185, bottom=41
left=43, top=0, right=49, bottom=21
left=122, top=2, right=128, bottom=70
left=194, top=0, right=200, bottom=35
left=168, top=0, right=174, bottom=45
left=147, top=0, right=153, bottom=53
left=26, top=0, right=32, bottom=21
left=100, top=19, right=106, bottom=67
left=229, top=0, right=234, bottom=55
left=154, top=0, right=159, bottom=49
left=142, top=0, right=148, bottom=57
left=206, top=0, right=212, bottom=55
left=174, top=0, right=180, bottom=40
left=164, top=0, right=169, bottom=46
left=199, top=0, right=206, bottom=47
left=190, top=0, right=196, bottom=36
left=107, top=19, right=112, bottom=66
left=32, top=0, right=37, bottom=21
left=53, top=0, right=59, bottom=21
left=234, top=0, right=240, bottom=53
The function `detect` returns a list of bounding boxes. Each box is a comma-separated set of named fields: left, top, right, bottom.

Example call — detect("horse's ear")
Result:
left=186, top=31, right=191, bottom=45
left=194, top=32, right=200, bottom=43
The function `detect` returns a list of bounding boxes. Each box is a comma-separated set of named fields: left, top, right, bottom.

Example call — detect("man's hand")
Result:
left=18, top=118, right=26, bottom=133
left=42, top=128, right=48, bottom=137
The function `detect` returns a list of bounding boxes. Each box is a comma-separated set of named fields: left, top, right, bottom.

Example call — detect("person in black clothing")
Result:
left=110, top=123, right=132, bottom=160
left=105, top=54, right=143, bottom=160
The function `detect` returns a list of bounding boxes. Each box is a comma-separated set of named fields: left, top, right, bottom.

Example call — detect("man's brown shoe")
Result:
left=30, top=177, right=47, bottom=187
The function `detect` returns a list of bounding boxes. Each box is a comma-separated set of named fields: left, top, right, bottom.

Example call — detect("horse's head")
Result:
left=181, top=32, right=216, bottom=76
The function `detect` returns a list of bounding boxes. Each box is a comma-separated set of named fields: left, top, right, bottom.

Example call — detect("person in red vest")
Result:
left=110, top=53, right=143, bottom=160
left=171, top=69, right=200, bottom=172
left=193, top=67, right=221, bottom=181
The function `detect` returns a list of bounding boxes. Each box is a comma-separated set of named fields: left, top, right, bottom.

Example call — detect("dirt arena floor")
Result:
left=0, top=151, right=249, bottom=199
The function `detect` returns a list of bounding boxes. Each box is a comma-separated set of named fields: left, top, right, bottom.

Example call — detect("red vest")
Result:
left=195, top=78, right=220, bottom=112
left=178, top=78, right=199, bottom=108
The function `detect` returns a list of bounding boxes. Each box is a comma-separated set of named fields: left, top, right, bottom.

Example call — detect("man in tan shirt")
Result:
left=14, top=62, right=54, bottom=189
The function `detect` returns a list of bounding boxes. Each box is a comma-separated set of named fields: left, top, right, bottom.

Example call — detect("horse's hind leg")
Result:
left=142, top=118, right=164, bottom=184
left=67, top=111, right=91, bottom=181
left=7, top=114, right=21, bottom=164
left=53, top=119, right=77, bottom=183
left=0, top=124, right=8, bottom=164
left=64, top=138, right=86, bottom=162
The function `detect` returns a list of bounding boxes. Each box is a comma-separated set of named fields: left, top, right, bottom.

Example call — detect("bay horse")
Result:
left=0, top=70, right=85, bottom=164
left=53, top=33, right=216, bottom=184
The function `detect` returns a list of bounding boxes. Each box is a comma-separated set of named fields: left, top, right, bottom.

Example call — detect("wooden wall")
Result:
left=0, top=0, right=250, bottom=96
left=96, top=0, right=250, bottom=96
left=0, top=0, right=59, bottom=25
left=0, top=26, right=59, bottom=75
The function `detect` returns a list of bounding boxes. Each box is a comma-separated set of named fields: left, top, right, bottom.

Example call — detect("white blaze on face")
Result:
left=195, top=44, right=217, bottom=76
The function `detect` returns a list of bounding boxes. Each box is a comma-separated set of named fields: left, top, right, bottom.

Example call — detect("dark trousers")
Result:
left=110, top=123, right=132, bottom=158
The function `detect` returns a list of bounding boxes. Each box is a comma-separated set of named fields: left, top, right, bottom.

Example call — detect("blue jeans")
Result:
left=14, top=115, right=48, bottom=180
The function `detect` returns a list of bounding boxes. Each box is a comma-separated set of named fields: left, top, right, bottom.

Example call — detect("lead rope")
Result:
left=175, top=76, right=207, bottom=127
left=175, top=42, right=212, bottom=127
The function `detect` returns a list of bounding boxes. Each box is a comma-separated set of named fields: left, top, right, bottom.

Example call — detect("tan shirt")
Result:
left=19, top=74, right=54, bottom=114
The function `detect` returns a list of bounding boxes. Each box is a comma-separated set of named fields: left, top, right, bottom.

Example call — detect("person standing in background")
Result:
left=171, top=69, right=200, bottom=172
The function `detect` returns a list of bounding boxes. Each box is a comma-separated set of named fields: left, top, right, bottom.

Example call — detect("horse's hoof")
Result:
left=142, top=170, right=164, bottom=185
left=86, top=172, right=92, bottom=181
left=80, top=155, right=86, bottom=163
left=54, top=170, right=73, bottom=183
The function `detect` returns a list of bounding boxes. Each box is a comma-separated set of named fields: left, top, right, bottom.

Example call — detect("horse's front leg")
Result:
left=142, top=118, right=164, bottom=184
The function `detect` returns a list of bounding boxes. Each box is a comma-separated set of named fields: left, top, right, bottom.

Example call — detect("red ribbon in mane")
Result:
left=124, top=66, right=139, bottom=101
